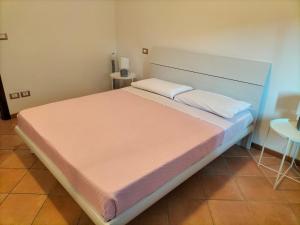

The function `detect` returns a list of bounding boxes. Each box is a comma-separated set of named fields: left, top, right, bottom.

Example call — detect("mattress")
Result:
left=17, top=88, right=252, bottom=221
left=124, top=87, right=253, bottom=143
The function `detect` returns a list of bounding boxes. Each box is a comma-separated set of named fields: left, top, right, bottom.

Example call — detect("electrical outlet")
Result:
left=9, top=92, right=20, bottom=99
left=0, top=33, right=8, bottom=40
left=20, top=90, right=31, bottom=97
left=142, top=48, right=149, bottom=54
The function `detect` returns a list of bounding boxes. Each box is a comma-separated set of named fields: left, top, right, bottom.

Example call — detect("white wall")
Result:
left=115, top=0, right=300, bottom=153
left=0, top=0, right=116, bottom=114
left=0, top=0, right=299, bottom=154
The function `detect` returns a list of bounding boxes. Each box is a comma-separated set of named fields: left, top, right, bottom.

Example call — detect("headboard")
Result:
left=148, top=47, right=271, bottom=121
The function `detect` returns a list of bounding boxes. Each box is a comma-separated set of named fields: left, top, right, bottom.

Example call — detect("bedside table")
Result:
left=257, top=118, right=300, bottom=189
left=110, top=72, right=136, bottom=90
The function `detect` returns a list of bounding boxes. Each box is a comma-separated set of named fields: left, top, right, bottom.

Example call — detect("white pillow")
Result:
left=131, top=78, right=193, bottom=99
left=174, top=89, right=251, bottom=119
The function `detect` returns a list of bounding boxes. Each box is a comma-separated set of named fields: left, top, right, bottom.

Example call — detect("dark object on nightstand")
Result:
left=120, top=69, right=128, bottom=77
left=297, top=118, right=300, bottom=131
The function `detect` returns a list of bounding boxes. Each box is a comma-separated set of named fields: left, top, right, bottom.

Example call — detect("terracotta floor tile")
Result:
left=200, top=157, right=231, bottom=175
left=168, top=175, right=205, bottom=200
left=33, top=195, right=82, bottom=225
left=15, top=142, right=30, bottom=150
left=208, top=200, right=257, bottom=225
left=226, top=157, right=263, bottom=176
left=200, top=175, right=243, bottom=200
left=0, top=193, right=46, bottom=225
left=0, top=119, right=16, bottom=129
left=236, top=176, right=286, bottom=202
left=258, top=157, right=300, bottom=178
left=128, top=197, right=169, bottom=225
left=0, top=119, right=17, bottom=135
left=1, top=121, right=300, bottom=225
left=0, top=129, right=16, bottom=135
left=0, top=149, right=36, bottom=168
left=267, top=177, right=300, bottom=191
left=0, top=193, right=8, bottom=204
left=32, top=159, right=47, bottom=170
left=49, top=182, right=69, bottom=196
left=222, top=145, right=250, bottom=157
left=0, top=134, right=23, bottom=149
left=0, top=168, right=27, bottom=193
left=0, top=150, right=13, bottom=164
left=281, top=191, right=300, bottom=203
left=12, top=169, right=57, bottom=194
left=249, top=147, right=276, bottom=158
left=78, top=212, right=95, bottom=225
left=248, top=201, right=298, bottom=225
left=290, top=204, right=300, bottom=223
left=168, top=198, right=213, bottom=225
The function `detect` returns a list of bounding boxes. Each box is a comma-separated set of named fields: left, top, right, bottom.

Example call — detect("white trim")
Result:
left=15, top=125, right=253, bottom=225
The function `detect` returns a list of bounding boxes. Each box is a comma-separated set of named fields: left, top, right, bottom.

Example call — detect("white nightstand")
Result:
left=110, top=72, right=136, bottom=90
left=258, top=118, right=300, bottom=189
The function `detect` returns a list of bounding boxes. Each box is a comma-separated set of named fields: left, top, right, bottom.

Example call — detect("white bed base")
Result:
left=15, top=125, right=252, bottom=225
left=14, top=48, right=270, bottom=224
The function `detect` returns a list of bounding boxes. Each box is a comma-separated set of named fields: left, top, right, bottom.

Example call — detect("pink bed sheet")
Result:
left=17, top=89, right=224, bottom=221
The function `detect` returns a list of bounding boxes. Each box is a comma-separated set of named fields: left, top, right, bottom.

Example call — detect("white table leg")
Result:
left=273, top=139, right=293, bottom=189
left=258, top=126, right=270, bottom=166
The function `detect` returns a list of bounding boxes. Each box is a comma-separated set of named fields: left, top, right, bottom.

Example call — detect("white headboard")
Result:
left=148, top=47, right=271, bottom=121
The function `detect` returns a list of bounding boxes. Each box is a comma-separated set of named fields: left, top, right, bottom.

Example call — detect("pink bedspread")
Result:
left=18, top=89, right=224, bottom=221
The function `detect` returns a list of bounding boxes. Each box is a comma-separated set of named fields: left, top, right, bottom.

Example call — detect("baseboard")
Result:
left=251, top=143, right=300, bottom=166
left=11, top=113, right=17, bottom=118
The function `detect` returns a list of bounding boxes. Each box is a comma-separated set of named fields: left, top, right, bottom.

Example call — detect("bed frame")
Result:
left=15, top=47, right=271, bottom=225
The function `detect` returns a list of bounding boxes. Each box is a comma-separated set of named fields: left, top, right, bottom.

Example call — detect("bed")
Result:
left=15, top=47, right=271, bottom=225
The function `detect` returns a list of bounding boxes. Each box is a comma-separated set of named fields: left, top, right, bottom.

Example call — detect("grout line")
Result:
left=233, top=176, right=246, bottom=201
left=30, top=194, right=48, bottom=225
left=8, top=169, right=28, bottom=194
left=5, top=192, right=48, bottom=196
left=77, top=210, right=86, bottom=225
left=0, top=193, right=9, bottom=207
left=166, top=200, right=170, bottom=225
left=0, top=148, right=15, bottom=150
left=188, top=197, right=292, bottom=203
left=0, top=166, right=33, bottom=170
left=223, top=157, right=233, bottom=176
left=287, top=203, right=300, bottom=222
left=206, top=200, right=216, bottom=225
left=224, top=157, right=247, bottom=201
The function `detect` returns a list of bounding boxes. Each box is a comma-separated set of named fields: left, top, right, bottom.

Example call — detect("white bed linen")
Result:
left=124, top=87, right=253, bottom=143
left=131, top=78, right=193, bottom=99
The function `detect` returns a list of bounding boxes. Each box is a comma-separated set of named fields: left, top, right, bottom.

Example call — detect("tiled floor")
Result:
left=0, top=119, right=300, bottom=225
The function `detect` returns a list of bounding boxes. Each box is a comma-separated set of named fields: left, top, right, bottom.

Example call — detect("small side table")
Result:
left=110, top=72, right=136, bottom=90
left=258, top=118, right=300, bottom=189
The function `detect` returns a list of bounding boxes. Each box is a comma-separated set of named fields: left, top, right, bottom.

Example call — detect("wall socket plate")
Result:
left=142, top=48, right=149, bottom=54
left=0, top=33, right=8, bottom=40
left=9, top=92, right=20, bottom=99
left=21, top=90, right=31, bottom=97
